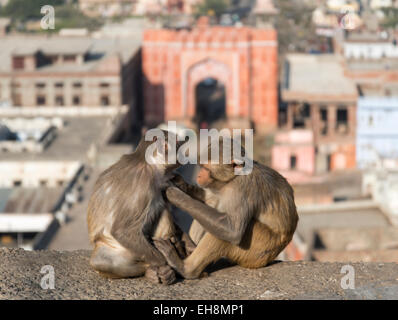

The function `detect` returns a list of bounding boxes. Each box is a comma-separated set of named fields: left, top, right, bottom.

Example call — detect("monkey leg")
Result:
left=181, top=232, right=197, bottom=255
left=189, top=220, right=206, bottom=245
left=227, top=221, right=290, bottom=269
left=90, top=243, right=147, bottom=279
left=169, top=224, right=197, bottom=258
left=91, top=243, right=176, bottom=284
left=155, top=232, right=230, bottom=279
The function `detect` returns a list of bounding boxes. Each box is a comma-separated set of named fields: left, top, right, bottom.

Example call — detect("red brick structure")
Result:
left=142, top=21, right=278, bottom=132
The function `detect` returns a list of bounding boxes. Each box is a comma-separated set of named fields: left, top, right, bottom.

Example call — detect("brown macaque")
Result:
left=154, top=138, right=299, bottom=279
left=87, top=130, right=195, bottom=284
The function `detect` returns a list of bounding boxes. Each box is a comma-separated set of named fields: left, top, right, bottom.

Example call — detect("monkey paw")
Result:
left=154, top=238, right=176, bottom=258
left=145, top=265, right=176, bottom=285
left=169, top=173, right=186, bottom=190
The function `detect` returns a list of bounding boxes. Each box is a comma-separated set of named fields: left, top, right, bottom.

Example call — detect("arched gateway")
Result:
left=142, top=21, right=278, bottom=133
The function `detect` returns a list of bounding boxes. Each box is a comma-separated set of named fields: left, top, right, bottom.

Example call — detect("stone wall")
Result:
left=1, top=248, right=397, bottom=299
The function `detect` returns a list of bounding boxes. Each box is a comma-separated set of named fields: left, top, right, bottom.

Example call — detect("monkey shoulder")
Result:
left=204, top=189, right=221, bottom=208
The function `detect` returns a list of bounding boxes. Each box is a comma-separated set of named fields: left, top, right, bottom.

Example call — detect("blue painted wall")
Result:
left=357, top=97, right=398, bottom=168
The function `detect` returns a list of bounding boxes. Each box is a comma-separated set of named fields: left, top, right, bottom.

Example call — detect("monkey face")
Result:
left=196, top=165, right=214, bottom=187
left=196, top=162, right=239, bottom=189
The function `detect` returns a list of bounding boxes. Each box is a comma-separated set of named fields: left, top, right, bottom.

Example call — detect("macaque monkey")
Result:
left=87, top=130, right=195, bottom=284
left=154, top=138, right=299, bottom=279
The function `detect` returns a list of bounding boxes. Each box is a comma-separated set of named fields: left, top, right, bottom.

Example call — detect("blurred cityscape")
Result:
left=0, top=0, right=398, bottom=264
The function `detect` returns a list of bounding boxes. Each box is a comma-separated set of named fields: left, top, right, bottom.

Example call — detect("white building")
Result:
left=370, top=0, right=395, bottom=10
left=344, top=40, right=398, bottom=60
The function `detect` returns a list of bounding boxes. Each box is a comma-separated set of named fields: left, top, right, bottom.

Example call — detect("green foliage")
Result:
left=194, top=0, right=229, bottom=18
left=54, top=5, right=103, bottom=31
left=0, top=0, right=64, bottom=20
left=0, top=0, right=104, bottom=32
left=380, top=8, right=398, bottom=28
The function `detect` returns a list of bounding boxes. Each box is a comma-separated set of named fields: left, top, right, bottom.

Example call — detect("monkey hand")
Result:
left=145, top=264, right=176, bottom=285
left=169, top=173, right=187, bottom=191
left=153, top=238, right=183, bottom=273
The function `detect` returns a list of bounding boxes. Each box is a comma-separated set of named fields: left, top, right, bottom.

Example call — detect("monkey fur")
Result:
left=154, top=138, right=299, bottom=279
left=87, top=131, right=194, bottom=284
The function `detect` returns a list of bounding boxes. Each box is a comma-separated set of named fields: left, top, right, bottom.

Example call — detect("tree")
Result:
left=0, top=0, right=64, bottom=20
left=194, top=0, right=229, bottom=18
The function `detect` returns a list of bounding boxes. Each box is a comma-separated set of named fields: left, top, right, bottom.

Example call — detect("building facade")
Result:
left=279, top=54, right=357, bottom=176
left=0, top=36, right=141, bottom=111
left=142, top=19, right=278, bottom=131
left=357, top=97, right=398, bottom=169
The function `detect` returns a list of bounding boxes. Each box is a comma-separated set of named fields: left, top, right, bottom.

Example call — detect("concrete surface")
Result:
left=1, top=248, right=398, bottom=300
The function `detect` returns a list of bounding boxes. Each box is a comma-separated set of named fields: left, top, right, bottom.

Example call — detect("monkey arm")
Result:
left=166, top=187, right=248, bottom=245
left=111, top=203, right=167, bottom=266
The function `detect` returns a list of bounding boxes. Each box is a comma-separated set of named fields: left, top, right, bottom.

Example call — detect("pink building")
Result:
left=271, top=129, right=315, bottom=184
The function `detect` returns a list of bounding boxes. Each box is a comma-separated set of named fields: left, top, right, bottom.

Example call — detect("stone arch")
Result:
left=184, top=58, right=233, bottom=119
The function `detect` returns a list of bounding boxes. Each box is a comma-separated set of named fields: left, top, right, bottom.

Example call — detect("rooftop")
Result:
left=0, top=187, right=63, bottom=214
left=297, top=200, right=390, bottom=246
left=0, top=35, right=141, bottom=73
left=313, top=249, right=398, bottom=263
left=0, top=115, right=110, bottom=162
left=282, top=54, right=357, bottom=102
left=1, top=248, right=398, bottom=299
left=315, top=227, right=398, bottom=251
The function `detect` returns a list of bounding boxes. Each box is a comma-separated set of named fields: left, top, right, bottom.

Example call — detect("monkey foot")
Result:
left=145, top=265, right=176, bottom=285
left=154, top=238, right=177, bottom=260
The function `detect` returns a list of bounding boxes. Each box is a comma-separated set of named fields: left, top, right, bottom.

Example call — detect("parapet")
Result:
left=1, top=248, right=397, bottom=299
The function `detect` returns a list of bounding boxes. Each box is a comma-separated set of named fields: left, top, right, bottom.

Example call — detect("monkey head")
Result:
left=196, top=137, right=245, bottom=189
left=142, top=129, right=188, bottom=171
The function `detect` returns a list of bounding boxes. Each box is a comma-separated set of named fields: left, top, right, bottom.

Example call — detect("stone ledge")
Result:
left=1, top=248, right=398, bottom=300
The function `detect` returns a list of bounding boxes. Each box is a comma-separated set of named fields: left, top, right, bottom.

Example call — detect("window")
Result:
left=73, top=82, right=82, bottom=88
left=55, top=82, right=64, bottom=88
left=368, top=115, right=374, bottom=126
left=35, top=82, right=46, bottom=89
left=55, top=96, right=64, bottom=106
left=64, top=55, right=76, bottom=62
left=320, top=107, right=328, bottom=135
left=36, top=95, right=46, bottom=106
left=337, top=108, right=348, bottom=123
left=48, top=55, right=58, bottom=63
left=327, top=154, right=332, bottom=172
left=12, top=57, right=25, bottom=70
left=336, top=107, right=348, bottom=133
left=100, top=83, right=110, bottom=88
left=13, top=94, right=22, bottom=106
left=290, top=155, right=297, bottom=170
left=13, top=180, right=22, bottom=187
left=100, top=95, right=110, bottom=106
left=73, top=95, right=81, bottom=105
left=320, top=107, right=328, bottom=121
